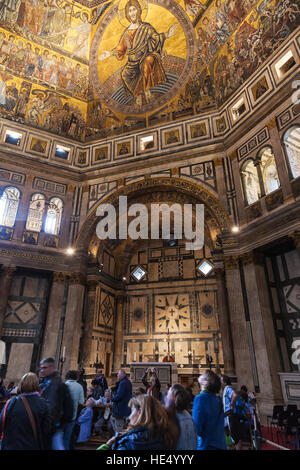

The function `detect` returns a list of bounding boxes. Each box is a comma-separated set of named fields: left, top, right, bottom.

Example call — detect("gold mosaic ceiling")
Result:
left=0, top=0, right=298, bottom=141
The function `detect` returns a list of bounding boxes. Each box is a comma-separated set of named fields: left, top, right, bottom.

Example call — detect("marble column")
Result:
left=215, top=267, right=235, bottom=376
left=267, top=118, right=293, bottom=201
left=241, top=252, right=283, bottom=417
left=41, top=272, right=68, bottom=361
left=61, top=273, right=86, bottom=375
left=81, top=279, right=98, bottom=369
left=0, top=266, right=16, bottom=336
left=224, top=256, right=255, bottom=390
left=113, top=294, right=125, bottom=372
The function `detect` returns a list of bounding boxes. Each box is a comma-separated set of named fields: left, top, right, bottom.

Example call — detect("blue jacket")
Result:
left=111, top=377, right=132, bottom=418
left=76, top=406, right=93, bottom=443
left=192, top=392, right=227, bottom=450
left=176, top=410, right=197, bottom=450
left=112, top=425, right=166, bottom=450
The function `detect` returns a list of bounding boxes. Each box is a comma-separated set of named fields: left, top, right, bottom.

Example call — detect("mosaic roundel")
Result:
left=201, top=304, right=214, bottom=319
left=90, top=0, right=196, bottom=115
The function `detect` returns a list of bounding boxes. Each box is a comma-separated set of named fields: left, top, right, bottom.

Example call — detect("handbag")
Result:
left=0, top=399, right=11, bottom=450
left=20, top=396, right=41, bottom=449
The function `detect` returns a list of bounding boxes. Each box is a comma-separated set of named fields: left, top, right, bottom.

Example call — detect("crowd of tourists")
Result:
left=0, top=361, right=258, bottom=451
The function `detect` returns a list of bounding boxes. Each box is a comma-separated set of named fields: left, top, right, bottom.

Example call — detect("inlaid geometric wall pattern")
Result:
left=96, top=288, right=115, bottom=329
left=5, top=301, right=40, bottom=325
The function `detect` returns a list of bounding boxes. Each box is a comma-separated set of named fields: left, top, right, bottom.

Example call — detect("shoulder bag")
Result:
left=20, top=396, right=41, bottom=449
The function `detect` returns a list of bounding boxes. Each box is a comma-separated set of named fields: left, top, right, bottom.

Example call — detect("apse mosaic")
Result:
left=0, top=0, right=298, bottom=140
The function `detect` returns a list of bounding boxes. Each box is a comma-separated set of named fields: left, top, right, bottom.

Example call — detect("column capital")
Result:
left=171, top=167, right=180, bottom=176
left=289, top=230, right=300, bottom=249
left=224, top=255, right=240, bottom=270
left=69, top=272, right=86, bottom=285
left=229, top=150, right=237, bottom=161
left=214, top=157, right=224, bottom=167
left=241, top=252, right=265, bottom=266
left=1, top=266, right=16, bottom=280
left=117, top=294, right=126, bottom=304
left=87, top=279, right=98, bottom=291
left=267, top=117, right=277, bottom=131
left=53, top=272, right=69, bottom=283
left=214, top=267, right=225, bottom=280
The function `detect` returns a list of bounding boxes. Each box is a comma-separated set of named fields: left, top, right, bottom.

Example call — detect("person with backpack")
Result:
left=0, top=372, right=52, bottom=450
left=39, top=357, right=74, bottom=450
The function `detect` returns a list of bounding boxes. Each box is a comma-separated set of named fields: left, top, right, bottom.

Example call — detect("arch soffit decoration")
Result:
left=76, top=177, right=230, bottom=252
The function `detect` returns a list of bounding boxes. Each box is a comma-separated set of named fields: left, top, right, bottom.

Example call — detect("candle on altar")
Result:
left=207, top=343, right=211, bottom=355
left=134, top=352, right=137, bottom=361
left=62, top=346, right=66, bottom=360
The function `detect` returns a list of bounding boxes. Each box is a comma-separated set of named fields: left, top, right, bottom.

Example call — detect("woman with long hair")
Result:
left=0, top=372, right=52, bottom=450
left=166, top=383, right=197, bottom=450
left=103, top=394, right=179, bottom=450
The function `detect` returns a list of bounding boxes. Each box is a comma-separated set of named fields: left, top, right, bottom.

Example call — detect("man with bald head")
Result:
left=110, top=369, right=132, bottom=433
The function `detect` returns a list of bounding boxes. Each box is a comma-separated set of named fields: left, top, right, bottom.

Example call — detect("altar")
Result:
left=130, top=362, right=178, bottom=393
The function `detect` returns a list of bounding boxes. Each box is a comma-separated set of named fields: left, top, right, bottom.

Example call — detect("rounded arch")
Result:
left=75, top=177, right=230, bottom=253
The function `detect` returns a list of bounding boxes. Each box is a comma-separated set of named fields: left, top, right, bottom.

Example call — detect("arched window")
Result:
left=241, top=159, right=261, bottom=205
left=259, top=147, right=280, bottom=194
left=283, top=126, right=300, bottom=179
left=45, top=197, right=63, bottom=235
left=26, top=193, right=45, bottom=232
left=0, top=186, right=20, bottom=227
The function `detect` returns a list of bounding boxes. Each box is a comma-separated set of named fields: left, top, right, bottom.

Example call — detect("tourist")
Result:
left=230, top=389, right=252, bottom=450
left=141, top=367, right=161, bottom=400
left=94, top=369, right=108, bottom=395
left=166, top=383, right=197, bottom=450
left=92, top=389, right=113, bottom=437
left=104, top=394, right=179, bottom=450
left=64, top=370, right=85, bottom=450
left=0, top=372, right=52, bottom=450
left=89, top=379, right=104, bottom=400
left=221, top=375, right=235, bottom=434
left=0, top=377, right=8, bottom=400
left=76, top=398, right=94, bottom=444
left=77, top=368, right=87, bottom=397
left=39, top=357, right=74, bottom=450
left=111, top=369, right=132, bottom=433
left=192, top=370, right=227, bottom=450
